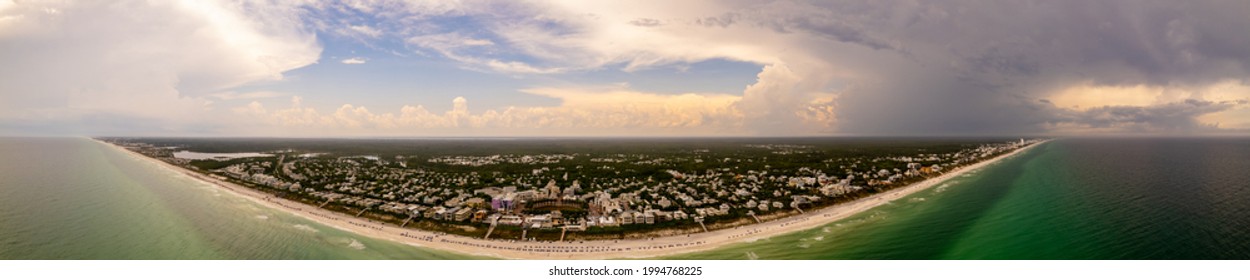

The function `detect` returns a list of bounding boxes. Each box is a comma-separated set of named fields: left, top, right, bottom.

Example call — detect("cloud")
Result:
left=233, top=86, right=750, bottom=136
left=340, top=57, right=367, bottom=64
left=1046, top=99, right=1242, bottom=134
left=6, top=0, right=1250, bottom=136
left=237, top=0, right=1250, bottom=136
left=209, top=91, right=288, bottom=100
left=1042, top=80, right=1250, bottom=132
left=629, top=18, right=662, bottom=27
left=403, top=32, right=565, bottom=74
left=369, top=1, right=856, bottom=134
left=345, top=24, right=380, bottom=38
left=758, top=0, right=1250, bottom=135
left=0, top=0, right=321, bottom=135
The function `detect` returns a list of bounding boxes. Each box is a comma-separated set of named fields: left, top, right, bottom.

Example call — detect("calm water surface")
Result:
left=0, top=138, right=478, bottom=259
left=672, top=138, right=1250, bottom=259
left=3, top=138, right=1248, bottom=259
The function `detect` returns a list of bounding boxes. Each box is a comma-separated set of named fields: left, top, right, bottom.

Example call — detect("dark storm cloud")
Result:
left=801, top=0, right=1250, bottom=134
left=850, top=0, right=1250, bottom=86
left=1052, top=99, right=1241, bottom=132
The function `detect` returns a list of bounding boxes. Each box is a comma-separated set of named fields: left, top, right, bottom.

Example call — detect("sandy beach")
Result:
left=97, top=139, right=1044, bottom=259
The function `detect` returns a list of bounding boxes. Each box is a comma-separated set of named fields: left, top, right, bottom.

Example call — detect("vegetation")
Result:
left=99, top=136, right=1028, bottom=241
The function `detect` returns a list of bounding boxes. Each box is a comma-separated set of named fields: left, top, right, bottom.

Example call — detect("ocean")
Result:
left=0, top=138, right=478, bottom=259
left=2, top=138, right=1248, bottom=259
left=669, top=138, right=1250, bottom=259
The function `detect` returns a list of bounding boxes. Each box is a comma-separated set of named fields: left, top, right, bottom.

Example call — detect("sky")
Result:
left=2, top=0, right=1249, bottom=137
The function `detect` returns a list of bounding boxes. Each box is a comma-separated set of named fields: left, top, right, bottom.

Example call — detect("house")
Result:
left=620, top=212, right=635, bottom=225
left=673, top=211, right=688, bottom=220
left=595, top=215, right=619, bottom=227
left=658, top=211, right=674, bottom=221
left=544, top=180, right=561, bottom=199
left=453, top=207, right=473, bottom=222
left=441, top=207, right=459, bottom=220
left=426, top=206, right=445, bottom=219
left=526, top=214, right=551, bottom=228
left=464, top=197, right=486, bottom=208
left=564, top=223, right=586, bottom=232
left=563, top=180, right=581, bottom=196
left=498, top=215, right=523, bottom=226
left=657, top=197, right=672, bottom=208
left=819, top=184, right=854, bottom=197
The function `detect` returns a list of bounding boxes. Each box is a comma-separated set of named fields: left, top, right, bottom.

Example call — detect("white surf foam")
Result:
left=347, top=239, right=367, bottom=250
left=292, top=224, right=319, bottom=233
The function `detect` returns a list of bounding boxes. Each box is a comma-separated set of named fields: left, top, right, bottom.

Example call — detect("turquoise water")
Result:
left=0, top=138, right=479, bottom=259
left=3, top=138, right=1248, bottom=259
left=671, top=138, right=1250, bottom=259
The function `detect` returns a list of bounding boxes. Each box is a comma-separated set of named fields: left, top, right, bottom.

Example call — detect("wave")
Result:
left=292, top=224, right=319, bottom=233
left=347, top=239, right=367, bottom=250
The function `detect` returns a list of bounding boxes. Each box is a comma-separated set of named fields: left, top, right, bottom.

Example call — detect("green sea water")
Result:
left=0, top=138, right=480, bottom=259
left=669, top=138, right=1250, bottom=259
left=3, top=138, right=1248, bottom=259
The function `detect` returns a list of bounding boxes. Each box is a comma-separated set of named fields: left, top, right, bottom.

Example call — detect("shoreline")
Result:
left=95, top=138, right=1046, bottom=259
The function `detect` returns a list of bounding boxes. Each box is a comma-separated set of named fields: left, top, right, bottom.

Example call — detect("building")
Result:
left=491, top=193, right=516, bottom=212
left=544, top=180, right=561, bottom=199
left=593, top=215, right=619, bottom=227
left=464, top=197, right=486, bottom=208
left=441, top=207, right=459, bottom=220
left=453, top=207, right=473, bottom=222
left=526, top=214, right=552, bottom=228
left=498, top=215, right=523, bottom=226
left=429, top=207, right=446, bottom=220
left=620, top=212, right=636, bottom=225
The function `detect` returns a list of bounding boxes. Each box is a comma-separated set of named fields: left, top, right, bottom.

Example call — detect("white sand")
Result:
left=99, top=139, right=1044, bottom=259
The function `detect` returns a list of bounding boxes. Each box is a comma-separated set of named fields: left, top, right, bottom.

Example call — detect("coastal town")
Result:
left=102, top=138, right=1042, bottom=242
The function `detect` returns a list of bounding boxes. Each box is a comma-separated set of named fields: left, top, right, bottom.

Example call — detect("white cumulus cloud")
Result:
left=233, top=86, right=751, bottom=136
left=0, top=0, right=321, bottom=135
left=340, top=57, right=367, bottom=64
